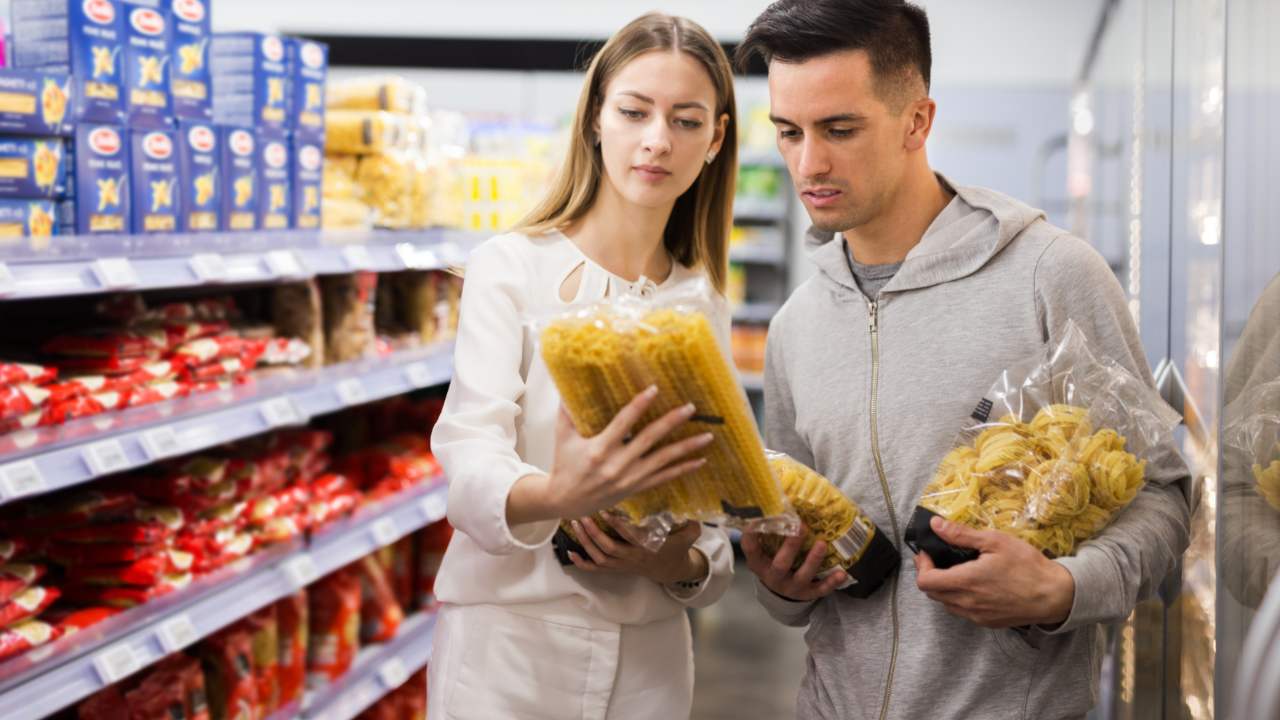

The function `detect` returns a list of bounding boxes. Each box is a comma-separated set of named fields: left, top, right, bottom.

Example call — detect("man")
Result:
left=734, top=1, right=1191, bottom=718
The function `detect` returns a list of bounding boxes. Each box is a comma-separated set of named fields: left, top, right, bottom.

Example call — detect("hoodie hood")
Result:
left=807, top=175, right=1046, bottom=296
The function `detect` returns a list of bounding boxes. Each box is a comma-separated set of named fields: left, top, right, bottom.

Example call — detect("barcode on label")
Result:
left=342, top=245, right=373, bottom=270
left=189, top=253, right=228, bottom=282
left=84, top=440, right=129, bottom=476
left=0, top=461, right=45, bottom=499
left=370, top=517, right=398, bottom=546
left=93, top=643, right=140, bottom=684
left=404, top=363, right=434, bottom=387
left=419, top=493, right=447, bottom=522
left=336, top=378, right=367, bottom=406
left=140, top=426, right=183, bottom=460
left=92, top=258, right=139, bottom=289
left=157, top=614, right=199, bottom=653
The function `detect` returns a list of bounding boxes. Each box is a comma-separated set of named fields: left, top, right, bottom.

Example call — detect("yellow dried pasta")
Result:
left=1255, top=458, right=1280, bottom=512
left=760, top=455, right=875, bottom=572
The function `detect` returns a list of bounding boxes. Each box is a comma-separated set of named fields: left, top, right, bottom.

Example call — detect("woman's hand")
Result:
left=507, top=385, right=713, bottom=526
left=566, top=516, right=707, bottom=586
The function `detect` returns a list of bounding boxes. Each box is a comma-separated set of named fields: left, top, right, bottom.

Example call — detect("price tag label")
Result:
left=419, top=492, right=447, bottom=522
left=0, top=262, right=14, bottom=295
left=189, top=253, right=228, bottom=282
left=93, top=642, right=140, bottom=684
left=83, top=439, right=130, bottom=476
left=259, top=397, right=303, bottom=427
left=404, top=362, right=434, bottom=388
left=282, top=555, right=319, bottom=590
left=370, top=517, right=398, bottom=546
left=342, top=245, right=373, bottom=270
left=0, top=460, right=45, bottom=500
left=336, top=378, right=367, bottom=406
left=156, top=613, right=199, bottom=653
left=378, top=657, right=409, bottom=689
left=140, top=426, right=183, bottom=460
left=265, top=250, right=305, bottom=278
left=394, top=243, right=418, bottom=269
left=92, top=258, right=139, bottom=289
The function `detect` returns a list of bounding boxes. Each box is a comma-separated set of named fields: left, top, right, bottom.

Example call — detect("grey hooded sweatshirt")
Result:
left=759, top=178, right=1192, bottom=720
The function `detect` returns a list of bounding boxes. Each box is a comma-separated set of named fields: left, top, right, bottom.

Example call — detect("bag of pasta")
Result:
left=538, top=282, right=798, bottom=549
left=759, top=452, right=899, bottom=597
left=1223, top=379, right=1280, bottom=514
left=904, top=321, right=1180, bottom=568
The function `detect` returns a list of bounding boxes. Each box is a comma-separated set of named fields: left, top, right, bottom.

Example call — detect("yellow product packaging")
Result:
left=326, top=75, right=417, bottom=114
left=324, top=110, right=405, bottom=155
left=355, top=151, right=411, bottom=229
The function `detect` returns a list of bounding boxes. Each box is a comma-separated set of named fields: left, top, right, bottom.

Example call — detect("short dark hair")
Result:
left=737, top=0, right=932, bottom=107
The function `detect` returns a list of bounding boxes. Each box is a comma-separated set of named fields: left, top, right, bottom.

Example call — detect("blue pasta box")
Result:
left=65, top=123, right=130, bottom=233
left=219, top=124, right=256, bottom=231
left=120, top=0, right=174, bottom=128
left=0, top=69, right=74, bottom=135
left=10, top=0, right=126, bottom=124
left=257, top=129, right=289, bottom=229
left=129, top=127, right=179, bottom=232
left=176, top=120, right=218, bottom=231
left=211, top=33, right=288, bottom=131
left=168, top=0, right=211, bottom=120
left=0, top=200, right=59, bottom=238
left=291, top=133, right=321, bottom=229
left=284, top=37, right=326, bottom=137
left=0, top=137, right=67, bottom=198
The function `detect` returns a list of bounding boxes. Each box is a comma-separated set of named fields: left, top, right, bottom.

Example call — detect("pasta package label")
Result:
left=121, top=1, right=173, bottom=128
left=167, top=0, right=211, bottom=119
left=0, top=70, right=73, bottom=135
left=10, top=0, right=126, bottom=125
left=67, top=123, right=130, bottom=233
left=176, top=120, right=219, bottom=231
left=0, top=138, right=68, bottom=198
left=258, top=132, right=291, bottom=229
left=129, top=128, right=179, bottom=233
left=0, top=199, right=59, bottom=239
left=210, top=32, right=289, bottom=131
left=291, top=137, right=323, bottom=230
left=219, top=125, right=257, bottom=230
left=285, top=38, right=328, bottom=136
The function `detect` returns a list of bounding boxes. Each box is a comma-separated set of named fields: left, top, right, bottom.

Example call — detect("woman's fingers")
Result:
left=621, top=433, right=713, bottom=490
left=612, top=402, right=697, bottom=466
left=598, top=386, right=660, bottom=447
left=572, top=519, right=613, bottom=565
left=625, top=457, right=707, bottom=497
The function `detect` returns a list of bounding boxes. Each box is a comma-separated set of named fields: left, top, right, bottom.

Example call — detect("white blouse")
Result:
left=431, top=230, right=735, bottom=630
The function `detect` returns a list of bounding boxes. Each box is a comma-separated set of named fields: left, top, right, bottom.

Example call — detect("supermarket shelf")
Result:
left=0, top=341, right=456, bottom=508
left=740, top=372, right=764, bottom=393
left=0, top=228, right=483, bottom=301
left=729, top=242, right=786, bottom=266
left=266, top=700, right=303, bottom=720
left=302, top=611, right=437, bottom=720
left=0, top=482, right=449, bottom=720
left=732, top=302, right=781, bottom=325
left=733, top=197, right=788, bottom=223
left=738, top=150, right=785, bottom=168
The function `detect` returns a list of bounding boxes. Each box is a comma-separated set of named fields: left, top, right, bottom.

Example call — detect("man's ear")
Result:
left=904, top=97, right=937, bottom=152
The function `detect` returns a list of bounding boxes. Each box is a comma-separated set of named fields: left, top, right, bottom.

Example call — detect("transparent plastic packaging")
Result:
left=1223, top=379, right=1280, bottom=513
left=905, top=321, right=1180, bottom=567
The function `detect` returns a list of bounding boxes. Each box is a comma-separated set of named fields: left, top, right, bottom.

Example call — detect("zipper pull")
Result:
left=867, top=300, right=878, bottom=332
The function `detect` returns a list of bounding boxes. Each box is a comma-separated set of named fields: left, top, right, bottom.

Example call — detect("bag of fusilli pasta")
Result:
left=904, top=321, right=1180, bottom=568
left=537, top=280, right=799, bottom=552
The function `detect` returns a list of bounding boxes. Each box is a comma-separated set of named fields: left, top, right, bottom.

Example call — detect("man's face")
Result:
left=768, top=50, right=910, bottom=233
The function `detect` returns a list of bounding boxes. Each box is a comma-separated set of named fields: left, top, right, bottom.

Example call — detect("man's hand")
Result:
left=741, top=525, right=847, bottom=602
left=914, top=516, right=1076, bottom=628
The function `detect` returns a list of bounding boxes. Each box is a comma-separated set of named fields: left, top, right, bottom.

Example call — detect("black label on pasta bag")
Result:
left=970, top=398, right=994, bottom=422
left=720, top=500, right=764, bottom=519
left=691, top=414, right=725, bottom=425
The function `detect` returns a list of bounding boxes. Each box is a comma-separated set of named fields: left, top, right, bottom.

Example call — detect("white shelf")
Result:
left=0, top=482, right=449, bottom=720
left=729, top=243, right=786, bottom=266
left=738, top=150, right=785, bottom=168
left=0, top=342, right=455, bottom=508
left=302, top=611, right=437, bottom=720
left=732, top=302, right=780, bottom=325
left=733, top=197, right=788, bottom=223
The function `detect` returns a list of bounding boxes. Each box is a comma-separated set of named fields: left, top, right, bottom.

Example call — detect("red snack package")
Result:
left=0, top=362, right=56, bottom=387
left=0, top=586, right=59, bottom=627
left=55, top=355, right=161, bottom=375
left=183, top=656, right=212, bottom=720
left=0, top=619, right=60, bottom=661
left=0, top=384, right=50, bottom=419
left=275, top=591, right=308, bottom=706
left=415, top=520, right=453, bottom=609
left=260, top=337, right=312, bottom=366
left=309, top=473, right=353, bottom=500
left=42, top=328, right=167, bottom=358
left=404, top=668, right=428, bottom=720
left=126, top=381, right=188, bottom=409
left=159, top=320, right=231, bottom=350
left=387, top=537, right=415, bottom=610
left=154, top=456, right=230, bottom=490
left=10, top=391, right=127, bottom=429
left=77, top=684, right=129, bottom=720
left=46, top=606, right=122, bottom=637
left=307, top=492, right=359, bottom=530
left=254, top=515, right=306, bottom=547
left=125, top=660, right=190, bottom=720
left=47, top=540, right=169, bottom=565
left=307, top=568, right=361, bottom=682
left=198, top=626, right=259, bottom=720
left=6, top=490, right=140, bottom=534
left=355, top=556, right=403, bottom=644
left=0, top=564, right=44, bottom=604
left=0, top=539, right=27, bottom=563
left=64, top=573, right=191, bottom=608
left=249, top=486, right=310, bottom=524
left=243, top=607, right=280, bottom=713
left=57, top=518, right=178, bottom=544
left=189, top=533, right=254, bottom=574
left=183, top=357, right=249, bottom=382
left=79, top=549, right=195, bottom=587
left=173, top=336, right=244, bottom=365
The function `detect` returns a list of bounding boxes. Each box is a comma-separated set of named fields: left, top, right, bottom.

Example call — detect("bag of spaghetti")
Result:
left=904, top=320, right=1181, bottom=568
left=537, top=280, right=799, bottom=551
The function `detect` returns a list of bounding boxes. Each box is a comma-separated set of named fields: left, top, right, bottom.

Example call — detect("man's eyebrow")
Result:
left=768, top=113, right=868, bottom=125
left=620, top=91, right=708, bottom=111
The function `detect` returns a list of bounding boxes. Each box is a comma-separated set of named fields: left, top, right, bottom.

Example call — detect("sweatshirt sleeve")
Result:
left=430, top=238, right=559, bottom=555
left=1033, top=234, right=1192, bottom=633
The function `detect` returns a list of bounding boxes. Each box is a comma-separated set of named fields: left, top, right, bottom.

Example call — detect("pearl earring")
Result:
left=705, top=152, right=716, bottom=165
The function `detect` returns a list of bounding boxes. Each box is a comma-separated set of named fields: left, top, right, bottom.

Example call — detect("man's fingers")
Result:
left=813, top=569, right=848, bottom=597
left=930, top=516, right=999, bottom=553
left=792, top=540, right=828, bottom=585
left=770, top=526, right=807, bottom=575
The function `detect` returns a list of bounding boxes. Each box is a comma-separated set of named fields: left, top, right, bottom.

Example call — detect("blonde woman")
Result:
left=427, top=13, right=740, bottom=720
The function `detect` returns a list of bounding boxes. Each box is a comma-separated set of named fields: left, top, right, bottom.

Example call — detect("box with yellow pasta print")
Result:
left=218, top=124, right=256, bottom=231
left=284, top=38, right=327, bottom=138
left=129, top=127, right=179, bottom=232
left=211, top=33, right=288, bottom=131
left=0, top=70, right=73, bottom=136
left=0, top=137, right=67, bottom=198
left=10, top=0, right=126, bottom=125
left=0, top=200, right=60, bottom=239
left=257, top=129, right=290, bottom=230
left=167, top=0, right=210, bottom=120
left=177, top=120, right=218, bottom=231
left=120, top=0, right=174, bottom=128
left=291, top=133, right=322, bottom=230
left=64, top=123, right=130, bottom=233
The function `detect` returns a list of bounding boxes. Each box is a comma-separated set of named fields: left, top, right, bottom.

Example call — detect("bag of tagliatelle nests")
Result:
left=904, top=320, right=1181, bottom=568
left=538, top=280, right=799, bottom=552
left=1223, top=379, right=1280, bottom=514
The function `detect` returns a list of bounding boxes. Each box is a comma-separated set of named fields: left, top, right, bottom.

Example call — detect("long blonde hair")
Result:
left=516, top=13, right=738, bottom=294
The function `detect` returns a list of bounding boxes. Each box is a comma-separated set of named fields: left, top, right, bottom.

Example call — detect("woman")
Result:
left=428, top=12, right=740, bottom=720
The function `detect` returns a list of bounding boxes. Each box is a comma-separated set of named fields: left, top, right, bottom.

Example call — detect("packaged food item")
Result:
left=210, top=32, right=288, bottom=130
left=414, top=520, right=452, bottom=608
left=0, top=539, right=29, bottom=563
left=388, top=536, right=414, bottom=609
left=64, top=571, right=190, bottom=607
left=0, top=362, right=56, bottom=386
left=5, top=389, right=128, bottom=429
left=285, top=38, right=326, bottom=136
left=198, top=625, right=259, bottom=720
left=10, top=0, right=126, bottom=124
left=904, top=321, right=1183, bottom=568
left=176, top=120, right=219, bottom=231
left=167, top=0, right=211, bottom=120
left=78, top=685, right=129, bottom=720
left=256, top=130, right=290, bottom=229
left=183, top=650, right=213, bottom=720
left=64, top=123, right=130, bottom=234
left=218, top=124, right=256, bottom=230
left=0, top=68, right=73, bottom=135
left=0, top=137, right=66, bottom=198
left=291, top=135, right=322, bottom=229
left=540, top=289, right=797, bottom=545
left=326, top=75, right=416, bottom=114
left=356, top=151, right=410, bottom=228
left=0, top=198, right=59, bottom=238
left=259, top=337, right=312, bottom=366
left=0, top=383, right=50, bottom=420
left=124, top=658, right=189, bottom=720
left=119, top=0, right=172, bottom=127
left=272, top=280, right=324, bottom=368
left=321, top=272, right=378, bottom=364
left=0, top=564, right=44, bottom=604
left=173, top=334, right=243, bottom=364
left=1224, top=380, right=1280, bottom=513
left=320, top=195, right=369, bottom=231
left=43, top=327, right=166, bottom=358
left=324, top=110, right=404, bottom=155
left=58, top=515, right=179, bottom=543
left=0, top=586, right=58, bottom=627
left=78, top=548, right=193, bottom=586
left=274, top=590, right=308, bottom=706
left=355, top=555, right=403, bottom=644
left=46, top=606, right=121, bottom=636
left=307, top=568, right=360, bottom=682
left=0, top=619, right=60, bottom=661
left=243, top=606, right=280, bottom=712
left=129, top=127, right=179, bottom=232
left=47, top=539, right=168, bottom=565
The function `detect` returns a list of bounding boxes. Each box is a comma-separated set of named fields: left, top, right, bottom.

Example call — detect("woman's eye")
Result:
left=620, top=108, right=644, bottom=120
left=676, top=119, right=703, bottom=129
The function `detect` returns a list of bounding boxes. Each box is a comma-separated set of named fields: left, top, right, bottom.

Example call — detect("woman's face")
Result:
left=596, top=50, right=728, bottom=210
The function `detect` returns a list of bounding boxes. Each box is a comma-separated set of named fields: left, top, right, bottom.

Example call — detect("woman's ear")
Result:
left=708, top=112, right=730, bottom=157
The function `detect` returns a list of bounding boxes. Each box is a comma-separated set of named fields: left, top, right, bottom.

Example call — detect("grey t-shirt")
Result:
left=842, top=239, right=902, bottom=300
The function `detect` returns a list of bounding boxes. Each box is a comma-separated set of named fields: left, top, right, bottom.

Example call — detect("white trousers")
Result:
left=427, top=603, right=695, bottom=720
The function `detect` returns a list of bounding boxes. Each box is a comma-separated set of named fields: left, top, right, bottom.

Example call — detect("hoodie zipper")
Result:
left=867, top=299, right=901, bottom=720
